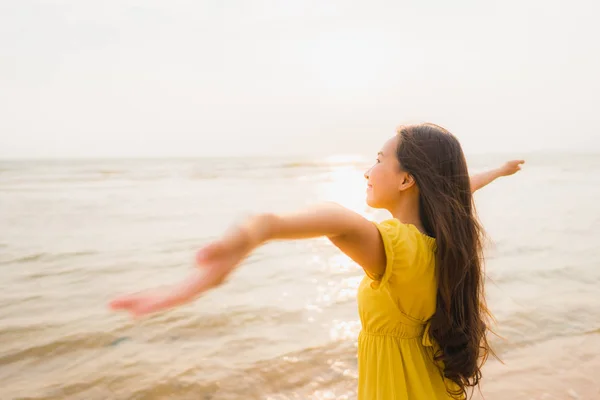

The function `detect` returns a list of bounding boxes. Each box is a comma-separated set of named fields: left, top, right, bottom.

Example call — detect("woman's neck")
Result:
left=389, top=193, right=425, bottom=234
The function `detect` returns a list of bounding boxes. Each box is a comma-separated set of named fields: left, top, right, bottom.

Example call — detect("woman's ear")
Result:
left=399, top=173, right=416, bottom=191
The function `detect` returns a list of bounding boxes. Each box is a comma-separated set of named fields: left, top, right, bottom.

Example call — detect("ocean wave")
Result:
left=97, top=170, right=126, bottom=176
left=584, top=327, right=600, bottom=335
left=0, top=330, right=120, bottom=365
left=0, top=251, right=97, bottom=266
left=82, top=339, right=358, bottom=400
left=0, top=158, right=370, bottom=188
left=187, top=340, right=357, bottom=399
left=490, top=243, right=551, bottom=259
left=279, top=160, right=367, bottom=169
left=140, top=306, right=309, bottom=341
left=189, top=172, right=221, bottom=180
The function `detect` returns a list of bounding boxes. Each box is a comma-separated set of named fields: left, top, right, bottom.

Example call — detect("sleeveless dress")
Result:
left=357, top=219, right=459, bottom=399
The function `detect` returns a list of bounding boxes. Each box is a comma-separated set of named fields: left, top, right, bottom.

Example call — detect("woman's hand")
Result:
left=470, top=159, right=525, bottom=192
left=109, top=222, right=260, bottom=318
left=108, top=284, right=190, bottom=318
left=498, top=160, right=525, bottom=177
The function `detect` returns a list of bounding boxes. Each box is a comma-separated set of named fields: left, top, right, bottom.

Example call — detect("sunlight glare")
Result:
left=317, top=162, right=372, bottom=217
left=329, top=319, right=361, bottom=341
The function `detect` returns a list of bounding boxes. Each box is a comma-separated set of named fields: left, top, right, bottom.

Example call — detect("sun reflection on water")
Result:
left=329, top=319, right=361, bottom=341
left=316, top=158, right=372, bottom=218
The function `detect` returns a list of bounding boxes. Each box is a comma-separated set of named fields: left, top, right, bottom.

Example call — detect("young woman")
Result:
left=110, top=123, right=524, bottom=399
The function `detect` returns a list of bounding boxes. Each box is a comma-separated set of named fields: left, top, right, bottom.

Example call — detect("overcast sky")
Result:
left=1, top=0, right=598, bottom=158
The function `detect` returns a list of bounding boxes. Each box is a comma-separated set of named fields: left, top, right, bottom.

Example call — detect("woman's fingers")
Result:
left=109, top=295, right=137, bottom=311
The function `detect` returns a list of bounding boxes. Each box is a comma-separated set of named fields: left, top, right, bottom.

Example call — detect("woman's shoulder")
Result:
left=375, top=218, right=436, bottom=250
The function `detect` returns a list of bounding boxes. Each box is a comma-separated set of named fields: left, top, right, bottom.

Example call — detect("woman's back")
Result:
left=357, top=219, right=457, bottom=399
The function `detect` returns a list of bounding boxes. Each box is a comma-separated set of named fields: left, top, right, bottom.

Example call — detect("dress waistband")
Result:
left=361, top=312, right=434, bottom=347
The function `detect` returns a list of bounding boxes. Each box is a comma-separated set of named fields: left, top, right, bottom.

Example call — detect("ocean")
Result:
left=1, top=153, right=599, bottom=400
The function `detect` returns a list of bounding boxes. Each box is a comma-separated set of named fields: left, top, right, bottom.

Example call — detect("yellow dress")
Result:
left=357, top=219, right=458, bottom=400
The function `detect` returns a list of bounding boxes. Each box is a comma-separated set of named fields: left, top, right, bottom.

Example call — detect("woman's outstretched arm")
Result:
left=470, top=160, right=525, bottom=193
left=109, top=203, right=385, bottom=317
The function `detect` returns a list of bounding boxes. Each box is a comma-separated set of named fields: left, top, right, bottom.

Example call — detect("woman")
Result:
left=110, top=123, right=524, bottom=399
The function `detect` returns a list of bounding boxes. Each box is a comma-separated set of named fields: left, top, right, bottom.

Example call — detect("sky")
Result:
left=1, top=0, right=599, bottom=158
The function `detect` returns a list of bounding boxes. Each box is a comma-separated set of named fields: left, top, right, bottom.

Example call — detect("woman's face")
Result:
left=364, top=135, right=409, bottom=209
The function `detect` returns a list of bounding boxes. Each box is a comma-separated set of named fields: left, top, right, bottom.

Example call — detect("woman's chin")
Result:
left=365, top=194, right=376, bottom=209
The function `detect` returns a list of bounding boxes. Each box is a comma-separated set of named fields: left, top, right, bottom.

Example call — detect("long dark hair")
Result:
left=396, top=123, right=493, bottom=398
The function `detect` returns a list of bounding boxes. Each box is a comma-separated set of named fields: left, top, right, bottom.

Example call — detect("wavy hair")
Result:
left=396, top=123, right=494, bottom=398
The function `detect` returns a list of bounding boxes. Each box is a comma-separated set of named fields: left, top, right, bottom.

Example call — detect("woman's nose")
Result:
left=364, top=168, right=370, bottom=180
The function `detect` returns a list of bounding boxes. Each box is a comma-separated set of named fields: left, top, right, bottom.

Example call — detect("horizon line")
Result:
left=1, top=148, right=599, bottom=162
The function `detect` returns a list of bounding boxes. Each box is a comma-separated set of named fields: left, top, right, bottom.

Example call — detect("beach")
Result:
left=1, top=152, right=599, bottom=399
